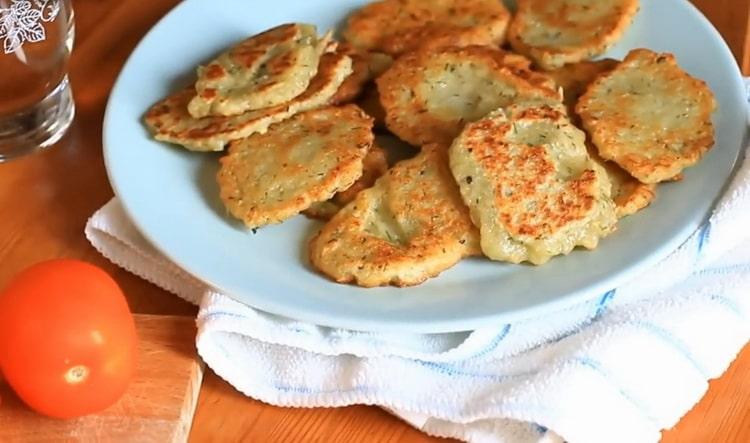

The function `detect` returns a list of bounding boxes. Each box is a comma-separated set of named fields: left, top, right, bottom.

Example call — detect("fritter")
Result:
left=188, top=24, right=331, bottom=117
left=342, top=0, right=510, bottom=56
left=217, top=105, right=373, bottom=228
left=577, top=49, right=717, bottom=183
left=508, top=0, right=639, bottom=69
left=449, top=103, right=617, bottom=264
left=309, top=144, right=480, bottom=287
left=376, top=46, right=560, bottom=146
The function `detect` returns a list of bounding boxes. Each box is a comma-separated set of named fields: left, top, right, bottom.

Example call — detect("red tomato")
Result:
left=0, top=259, right=137, bottom=418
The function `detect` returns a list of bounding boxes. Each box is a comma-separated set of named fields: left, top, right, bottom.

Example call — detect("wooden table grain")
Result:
left=0, top=0, right=747, bottom=441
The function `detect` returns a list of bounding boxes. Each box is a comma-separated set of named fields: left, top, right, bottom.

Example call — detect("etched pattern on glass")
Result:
left=0, top=0, right=60, bottom=54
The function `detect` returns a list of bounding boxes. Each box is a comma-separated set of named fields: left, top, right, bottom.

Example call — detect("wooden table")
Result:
left=0, top=0, right=748, bottom=441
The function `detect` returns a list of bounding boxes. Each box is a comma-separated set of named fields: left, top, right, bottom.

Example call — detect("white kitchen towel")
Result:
left=85, top=93, right=750, bottom=443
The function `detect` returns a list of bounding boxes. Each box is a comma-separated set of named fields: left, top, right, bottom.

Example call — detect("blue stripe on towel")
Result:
left=595, top=289, right=617, bottom=318
left=206, top=310, right=251, bottom=321
left=274, top=384, right=371, bottom=395
left=708, top=294, right=745, bottom=318
left=699, top=263, right=750, bottom=277
left=415, top=360, right=534, bottom=383
left=468, top=324, right=512, bottom=360
left=573, top=357, right=659, bottom=425
left=697, top=222, right=712, bottom=254
left=633, top=322, right=708, bottom=378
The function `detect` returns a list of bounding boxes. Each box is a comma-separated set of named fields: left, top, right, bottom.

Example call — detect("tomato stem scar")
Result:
left=65, top=365, right=90, bottom=385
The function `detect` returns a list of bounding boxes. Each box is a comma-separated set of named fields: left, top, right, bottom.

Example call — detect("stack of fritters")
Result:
left=145, top=23, right=393, bottom=229
left=144, top=50, right=354, bottom=152
left=144, top=0, right=718, bottom=289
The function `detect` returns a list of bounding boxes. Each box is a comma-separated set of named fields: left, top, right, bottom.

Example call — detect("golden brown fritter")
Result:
left=309, top=144, right=480, bottom=287
left=376, top=46, right=560, bottom=146
left=216, top=105, right=374, bottom=228
left=508, top=0, right=639, bottom=69
left=577, top=49, right=717, bottom=183
left=342, top=0, right=510, bottom=56
left=144, top=52, right=352, bottom=152
left=188, top=24, right=331, bottom=117
left=449, top=103, right=617, bottom=265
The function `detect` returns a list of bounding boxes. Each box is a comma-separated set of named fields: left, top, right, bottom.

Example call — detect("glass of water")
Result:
left=0, top=0, right=75, bottom=161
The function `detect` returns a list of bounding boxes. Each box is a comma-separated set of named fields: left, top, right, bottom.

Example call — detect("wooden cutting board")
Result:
left=0, top=315, right=204, bottom=443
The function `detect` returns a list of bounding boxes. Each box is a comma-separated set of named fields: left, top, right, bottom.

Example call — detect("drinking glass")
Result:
left=0, top=0, right=75, bottom=161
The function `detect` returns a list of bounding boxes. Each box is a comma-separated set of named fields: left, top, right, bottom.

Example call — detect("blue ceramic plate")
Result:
left=104, top=0, right=746, bottom=332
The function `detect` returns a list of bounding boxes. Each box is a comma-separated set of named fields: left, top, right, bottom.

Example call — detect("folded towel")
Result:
left=85, top=96, right=750, bottom=443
